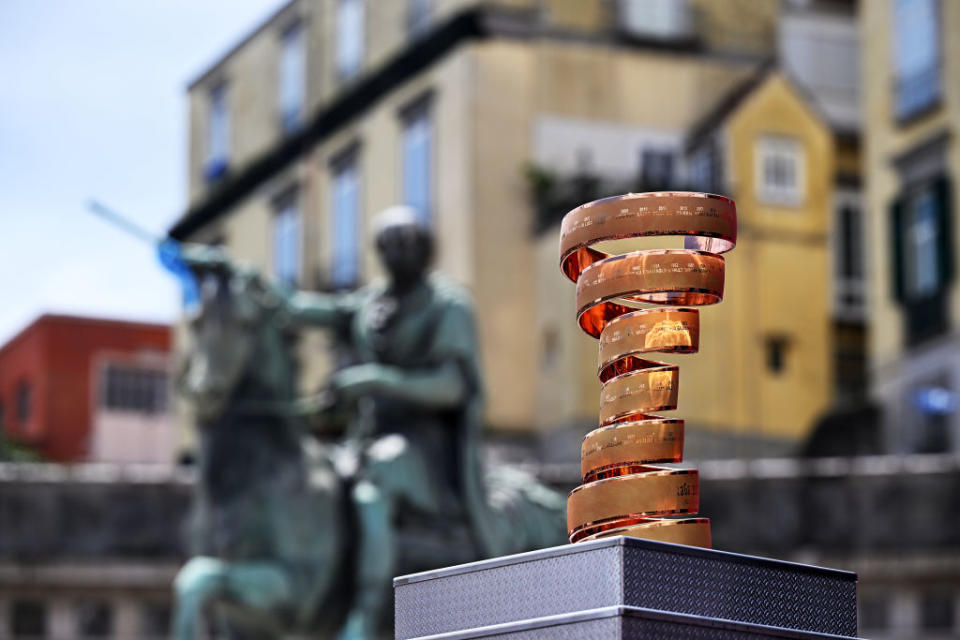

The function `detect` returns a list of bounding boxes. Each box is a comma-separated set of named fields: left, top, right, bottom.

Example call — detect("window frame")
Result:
left=832, top=189, right=866, bottom=321
left=279, top=19, right=306, bottom=133
left=272, top=187, right=302, bottom=288
left=755, top=135, right=805, bottom=207
left=400, top=94, right=434, bottom=226
left=330, top=145, right=362, bottom=289
left=890, top=174, right=954, bottom=346
left=688, top=148, right=714, bottom=194
left=76, top=599, right=114, bottom=638
left=639, top=146, right=676, bottom=191
left=618, top=0, right=693, bottom=41
left=902, top=185, right=940, bottom=299
left=15, top=380, right=32, bottom=431
left=765, top=335, right=791, bottom=375
left=100, top=363, right=169, bottom=415
left=891, top=0, right=942, bottom=123
left=408, top=0, right=432, bottom=37
left=919, top=591, right=956, bottom=630
left=12, top=600, right=47, bottom=637
left=858, top=594, right=891, bottom=632
left=140, top=602, right=172, bottom=639
left=205, top=80, right=230, bottom=180
left=337, top=0, right=366, bottom=81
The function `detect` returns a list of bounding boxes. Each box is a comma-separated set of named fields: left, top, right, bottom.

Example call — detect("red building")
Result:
left=0, top=314, right=173, bottom=463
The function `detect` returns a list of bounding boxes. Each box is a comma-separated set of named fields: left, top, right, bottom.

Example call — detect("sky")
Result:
left=0, top=0, right=282, bottom=344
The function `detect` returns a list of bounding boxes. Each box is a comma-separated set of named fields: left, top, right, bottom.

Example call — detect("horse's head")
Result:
left=178, top=269, right=288, bottom=423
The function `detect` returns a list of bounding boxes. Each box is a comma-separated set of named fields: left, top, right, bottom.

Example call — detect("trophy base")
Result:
left=394, top=536, right=860, bottom=639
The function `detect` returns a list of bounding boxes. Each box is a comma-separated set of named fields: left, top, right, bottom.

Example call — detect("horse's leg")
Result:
left=218, top=561, right=294, bottom=620
left=172, top=556, right=228, bottom=640
left=337, top=436, right=444, bottom=640
left=336, top=478, right=394, bottom=640
left=173, top=557, right=293, bottom=640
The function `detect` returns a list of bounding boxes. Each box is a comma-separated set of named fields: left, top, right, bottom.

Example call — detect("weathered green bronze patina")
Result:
left=170, top=206, right=565, bottom=639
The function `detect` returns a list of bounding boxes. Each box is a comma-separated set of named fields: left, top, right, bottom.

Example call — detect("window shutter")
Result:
left=891, top=195, right=906, bottom=302
left=934, top=175, right=954, bottom=289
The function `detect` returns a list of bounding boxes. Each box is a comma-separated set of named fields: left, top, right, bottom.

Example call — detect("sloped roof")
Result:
left=684, top=59, right=776, bottom=152
left=685, top=58, right=859, bottom=153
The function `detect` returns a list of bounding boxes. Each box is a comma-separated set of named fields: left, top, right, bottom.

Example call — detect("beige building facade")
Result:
left=862, top=0, right=960, bottom=456
left=172, top=0, right=865, bottom=458
left=173, top=0, right=779, bottom=439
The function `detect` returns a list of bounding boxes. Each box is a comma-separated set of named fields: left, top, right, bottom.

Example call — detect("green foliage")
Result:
left=523, top=162, right=693, bottom=236
left=0, top=430, right=41, bottom=462
left=524, top=162, right=603, bottom=235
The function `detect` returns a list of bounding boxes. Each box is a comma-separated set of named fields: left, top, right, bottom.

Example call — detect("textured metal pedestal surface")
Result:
left=394, top=537, right=860, bottom=640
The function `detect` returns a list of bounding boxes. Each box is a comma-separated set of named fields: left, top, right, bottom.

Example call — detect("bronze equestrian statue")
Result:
left=168, top=206, right=565, bottom=639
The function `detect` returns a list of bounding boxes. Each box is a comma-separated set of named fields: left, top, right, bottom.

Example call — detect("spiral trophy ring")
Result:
left=559, top=191, right=737, bottom=546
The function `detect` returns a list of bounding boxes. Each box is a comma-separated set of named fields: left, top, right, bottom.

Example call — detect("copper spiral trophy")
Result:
left=559, top=192, right=737, bottom=547
left=396, top=192, right=859, bottom=640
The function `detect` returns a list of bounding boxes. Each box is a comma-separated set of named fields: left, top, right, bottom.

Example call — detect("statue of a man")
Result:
left=284, top=206, right=497, bottom=639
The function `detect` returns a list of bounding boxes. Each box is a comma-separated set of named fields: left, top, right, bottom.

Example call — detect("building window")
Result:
left=892, top=0, right=941, bottom=121
left=756, top=136, right=804, bottom=206
left=401, top=98, right=432, bottom=225
left=279, top=21, right=306, bottom=132
left=141, top=602, right=171, bottom=638
left=331, top=149, right=360, bottom=288
left=101, top=365, right=168, bottom=414
left=12, top=600, right=47, bottom=638
left=337, top=0, right=365, bottom=80
left=688, top=147, right=716, bottom=193
left=905, top=187, right=940, bottom=299
left=920, top=592, right=955, bottom=630
left=858, top=594, right=890, bottom=631
left=891, top=176, right=953, bottom=344
left=619, top=0, right=691, bottom=40
left=765, top=336, right=790, bottom=374
left=834, top=195, right=865, bottom=319
left=206, top=81, right=230, bottom=180
left=76, top=601, right=113, bottom=638
left=272, top=190, right=301, bottom=287
left=541, top=326, right=560, bottom=370
left=408, top=0, right=431, bottom=36
left=15, top=380, right=31, bottom=430
left=639, top=147, right=675, bottom=190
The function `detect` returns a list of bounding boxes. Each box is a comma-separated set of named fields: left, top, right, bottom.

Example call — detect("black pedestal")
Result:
left=394, top=537, right=860, bottom=639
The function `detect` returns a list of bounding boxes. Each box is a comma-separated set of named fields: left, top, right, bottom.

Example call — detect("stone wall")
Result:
left=0, top=465, right=191, bottom=561
left=3, top=454, right=958, bottom=561
left=2, top=456, right=959, bottom=638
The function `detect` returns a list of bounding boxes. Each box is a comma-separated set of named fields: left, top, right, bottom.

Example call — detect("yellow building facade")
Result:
left=533, top=68, right=861, bottom=458
left=684, top=72, right=840, bottom=453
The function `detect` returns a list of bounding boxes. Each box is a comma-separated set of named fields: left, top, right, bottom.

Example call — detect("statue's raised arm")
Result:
left=176, top=242, right=233, bottom=273
left=284, top=289, right=358, bottom=332
left=172, top=241, right=358, bottom=331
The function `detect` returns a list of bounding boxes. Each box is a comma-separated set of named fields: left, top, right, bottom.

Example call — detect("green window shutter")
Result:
left=934, top=174, right=954, bottom=289
left=890, top=195, right=906, bottom=303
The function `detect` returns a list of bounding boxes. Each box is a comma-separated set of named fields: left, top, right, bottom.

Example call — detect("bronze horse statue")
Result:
left=168, top=231, right=565, bottom=639
left=172, top=265, right=346, bottom=638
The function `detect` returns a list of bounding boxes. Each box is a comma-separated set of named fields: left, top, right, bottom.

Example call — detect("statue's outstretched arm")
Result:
left=284, top=291, right=356, bottom=330
left=176, top=242, right=233, bottom=271
left=174, top=242, right=356, bottom=329
left=331, top=361, right=466, bottom=409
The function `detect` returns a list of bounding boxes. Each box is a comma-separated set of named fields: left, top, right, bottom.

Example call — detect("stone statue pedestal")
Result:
left=394, top=536, right=860, bottom=639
